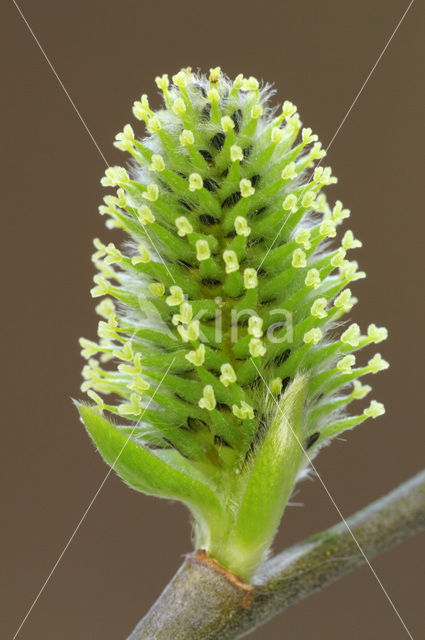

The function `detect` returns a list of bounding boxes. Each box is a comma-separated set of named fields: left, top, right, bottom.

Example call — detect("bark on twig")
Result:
left=127, top=469, right=425, bottom=639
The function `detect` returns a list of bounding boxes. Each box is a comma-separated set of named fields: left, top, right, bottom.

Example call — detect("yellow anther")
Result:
left=177, top=302, right=193, bottom=324
left=234, top=216, right=251, bottom=237
left=301, top=191, right=316, bottom=208
left=149, top=154, right=165, bottom=172
left=249, top=338, right=266, bottom=357
left=271, top=127, right=285, bottom=144
left=101, top=166, right=129, bottom=187
left=332, top=201, right=350, bottom=223
left=364, top=400, right=385, bottom=418
left=270, top=377, right=283, bottom=394
left=220, top=363, right=237, bottom=387
left=180, top=129, right=195, bottom=146
left=208, top=88, right=220, bottom=103
left=251, top=104, right=263, bottom=119
left=319, top=219, right=337, bottom=238
left=209, top=66, right=221, bottom=83
left=232, top=401, right=255, bottom=420
left=233, top=74, right=244, bottom=90
left=185, top=344, right=205, bottom=367
left=334, top=289, right=355, bottom=312
left=244, top=268, right=258, bottom=289
left=166, top=286, right=184, bottom=306
left=282, top=194, right=298, bottom=212
left=175, top=216, right=193, bottom=237
left=223, top=250, right=239, bottom=274
left=95, top=298, right=115, bottom=319
left=118, top=392, right=142, bottom=416
left=292, top=248, right=307, bottom=268
left=342, top=230, right=362, bottom=250
left=286, top=113, right=301, bottom=133
left=196, top=239, right=211, bottom=261
left=331, top=248, right=347, bottom=268
left=172, top=70, right=188, bottom=88
left=352, top=381, right=371, bottom=399
left=295, top=229, right=311, bottom=250
left=368, top=353, right=390, bottom=373
left=189, top=173, right=203, bottom=191
left=367, top=324, right=388, bottom=343
left=155, top=74, right=169, bottom=91
left=243, top=76, right=259, bottom=91
left=148, top=282, right=165, bottom=297
left=305, top=268, right=321, bottom=289
left=240, top=179, right=255, bottom=198
left=142, top=184, right=159, bottom=202
left=310, top=298, right=328, bottom=319
left=281, top=162, right=297, bottom=180
left=131, top=246, right=151, bottom=265
left=147, top=116, right=162, bottom=132
left=198, top=385, right=216, bottom=411
left=230, top=145, right=244, bottom=162
left=303, top=328, right=322, bottom=345
left=282, top=101, right=297, bottom=118
left=302, top=128, right=318, bottom=144
left=337, top=355, right=356, bottom=373
left=172, top=98, right=186, bottom=116
left=178, top=319, right=200, bottom=343
left=248, top=316, right=263, bottom=338
left=341, top=323, right=361, bottom=347
left=137, top=205, right=155, bottom=225
left=128, top=376, right=150, bottom=394
left=221, top=116, right=234, bottom=132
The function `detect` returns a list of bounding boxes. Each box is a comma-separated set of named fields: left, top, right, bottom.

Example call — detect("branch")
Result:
left=127, top=469, right=425, bottom=640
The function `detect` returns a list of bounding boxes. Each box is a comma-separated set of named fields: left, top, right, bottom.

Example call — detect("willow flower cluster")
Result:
left=77, top=67, right=388, bottom=579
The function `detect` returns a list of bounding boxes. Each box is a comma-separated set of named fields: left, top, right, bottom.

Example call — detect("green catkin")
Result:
left=77, top=67, right=388, bottom=579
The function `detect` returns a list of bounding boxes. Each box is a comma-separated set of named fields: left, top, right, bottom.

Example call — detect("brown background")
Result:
left=2, top=1, right=424, bottom=638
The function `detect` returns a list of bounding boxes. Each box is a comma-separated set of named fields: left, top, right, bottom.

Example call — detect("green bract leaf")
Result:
left=76, top=403, right=221, bottom=532
left=207, top=374, right=309, bottom=577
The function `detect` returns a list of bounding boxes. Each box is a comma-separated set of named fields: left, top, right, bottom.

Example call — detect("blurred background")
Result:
left=1, top=0, right=424, bottom=638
